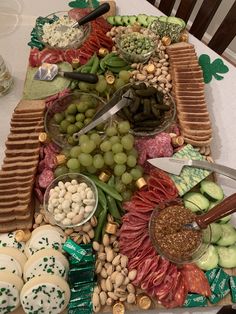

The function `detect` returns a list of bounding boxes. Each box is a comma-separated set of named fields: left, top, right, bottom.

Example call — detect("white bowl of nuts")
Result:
left=44, top=173, right=98, bottom=229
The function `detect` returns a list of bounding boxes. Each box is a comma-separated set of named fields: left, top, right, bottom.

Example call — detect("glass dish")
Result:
left=44, top=91, right=106, bottom=148
left=37, top=11, right=91, bottom=50
left=115, top=32, right=157, bottom=64
left=149, top=199, right=212, bottom=264
left=113, top=83, right=176, bottom=137
left=44, top=173, right=98, bottom=229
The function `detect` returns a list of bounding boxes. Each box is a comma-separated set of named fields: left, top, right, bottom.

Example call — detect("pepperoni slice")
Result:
left=180, top=264, right=211, bottom=297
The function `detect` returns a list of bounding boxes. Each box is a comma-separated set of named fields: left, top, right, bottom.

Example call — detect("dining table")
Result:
left=0, top=0, right=236, bottom=313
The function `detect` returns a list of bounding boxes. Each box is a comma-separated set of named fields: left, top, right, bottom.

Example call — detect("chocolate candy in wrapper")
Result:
left=210, top=268, right=230, bottom=298
left=63, top=238, right=87, bottom=262
left=183, top=293, right=207, bottom=307
left=229, top=276, right=236, bottom=303
left=205, top=268, right=220, bottom=285
left=208, top=292, right=222, bottom=304
left=71, top=282, right=94, bottom=300
left=69, top=267, right=95, bottom=286
left=69, top=296, right=92, bottom=309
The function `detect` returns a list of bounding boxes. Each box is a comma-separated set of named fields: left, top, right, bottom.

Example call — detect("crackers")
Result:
left=167, top=42, right=212, bottom=147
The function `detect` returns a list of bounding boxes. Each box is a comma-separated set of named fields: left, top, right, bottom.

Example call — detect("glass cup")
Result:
left=0, top=55, right=13, bottom=96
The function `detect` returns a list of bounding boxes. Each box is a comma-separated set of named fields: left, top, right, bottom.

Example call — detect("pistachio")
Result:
left=94, top=285, right=101, bottom=294
left=102, top=233, right=110, bottom=247
left=127, top=293, right=136, bottom=304
left=123, top=277, right=130, bottom=285
left=115, top=273, right=124, bottom=287
left=98, top=252, right=106, bottom=261
left=93, top=304, right=101, bottom=313
left=112, top=254, right=121, bottom=266
left=101, top=267, right=108, bottom=279
left=88, top=228, right=94, bottom=239
left=93, top=241, right=100, bottom=251
left=101, top=279, right=107, bottom=292
left=136, top=73, right=146, bottom=81
left=111, top=271, right=118, bottom=283
left=90, top=215, right=97, bottom=227
left=99, top=291, right=107, bottom=306
left=82, top=233, right=90, bottom=244
left=116, top=265, right=122, bottom=272
left=128, top=269, right=137, bottom=281
left=121, top=268, right=128, bottom=276
left=127, top=283, right=135, bottom=294
left=64, top=228, right=74, bottom=236
left=106, top=248, right=114, bottom=262
left=114, top=287, right=127, bottom=298
left=106, top=297, right=113, bottom=306
left=92, top=292, right=100, bottom=307
left=110, top=235, right=117, bottom=244
left=35, top=213, right=43, bottom=225
left=106, top=277, right=113, bottom=292
left=108, top=291, right=118, bottom=300
left=82, top=222, right=91, bottom=233
left=107, top=264, right=114, bottom=276
left=99, top=244, right=105, bottom=253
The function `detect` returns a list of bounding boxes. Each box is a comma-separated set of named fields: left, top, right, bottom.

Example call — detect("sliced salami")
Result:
left=38, top=169, right=54, bottom=189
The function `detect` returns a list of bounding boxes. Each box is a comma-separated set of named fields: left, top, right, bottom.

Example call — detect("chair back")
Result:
left=147, top=0, right=236, bottom=55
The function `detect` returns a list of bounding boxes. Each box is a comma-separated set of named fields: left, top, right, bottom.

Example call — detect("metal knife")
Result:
left=147, top=157, right=236, bottom=181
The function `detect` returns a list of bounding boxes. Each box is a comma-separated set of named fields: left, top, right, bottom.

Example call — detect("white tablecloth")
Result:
left=0, top=0, right=236, bottom=313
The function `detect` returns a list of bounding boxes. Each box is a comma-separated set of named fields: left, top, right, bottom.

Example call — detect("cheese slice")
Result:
left=0, top=271, right=24, bottom=314
left=0, top=247, right=27, bottom=277
left=0, top=232, right=25, bottom=253
left=24, top=225, right=65, bottom=258
left=20, top=275, right=70, bottom=314
left=23, top=248, right=69, bottom=281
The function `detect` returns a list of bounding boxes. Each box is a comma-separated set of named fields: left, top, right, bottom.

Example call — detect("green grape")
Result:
left=109, top=136, right=120, bottom=145
left=95, top=78, right=107, bottom=93
left=104, top=151, right=114, bottom=166
left=75, top=121, right=84, bottom=130
left=67, top=124, right=79, bottom=135
left=121, top=172, right=133, bottom=185
left=96, top=123, right=105, bottom=131
left=126, top=148, right=138, bottom=158
left=119, top=70, right=131, bottom=83
left=67, top=158, right=80, bottom=170
left=118, top=121, right=131, bottom=134
left=114, top=78, right=125, bottom=91
left=53, top=112, right=64, bottom=124
left=121, top=134, right=134, bottom=150
left=60, top=120, right=70, bottom=133
left=115, top=181, right=126, bottom=193
left=130, top=167, right=143, bottom=180
left=70, top=146, right=81, bottom=158
left=54, top=165, right=68, bottom=177
left=66, top=114, right=76, bottom=124
left=67, top=136, right=78, bottom=146
left=78, top=82, right=90, bottom=91
left=86, top=165, right=97, bottom=174
left=80, top=140, right=96, bottom=154
left=112, top=143, right=123, bottom=154
left=78, top=153, right=93, bottom=167
left=121, top=190, right=132, bottom=201
left=114, top=164, right=126, bottom=176
left=106, top=126, right=117, bottom=137
left=76, top=113, right=85, bottom=122
left=79, top=134, right=89, bottom=145
left=85, top=109, right=96, bottom=118
left=93, top=154, right=104, bottom=169
left=127, top=155, right=137, bottom=168
left=100, top=140, right=112, bottom=152
left=67, top=103, right=77, bottom=115
left=114, top=152, right=127, bottom=164
left=84, top=118, right=92, bottom=126
left=77, top=101, right=89, bottom=113
left=90, top=133, right=102, bottom=146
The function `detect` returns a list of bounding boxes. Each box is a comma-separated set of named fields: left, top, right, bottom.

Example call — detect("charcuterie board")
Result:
left=1, top=1, right=236, bottom=313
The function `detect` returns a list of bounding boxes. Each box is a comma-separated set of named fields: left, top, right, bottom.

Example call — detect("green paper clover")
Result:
left=199, top=54, right=229, bottom=84
left=69, top=0, right=100, bottom=8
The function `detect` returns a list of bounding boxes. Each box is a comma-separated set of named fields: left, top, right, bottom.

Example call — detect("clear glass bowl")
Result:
left=115, top=32, right=156, bottom=64
left=44, top=173, right=98, bottom=229
left=149, top=199, right=212, bottom=264
left=113, top=83, right=176, bottom=137
left=38, top=11, right=91, bottom=50
left=44, top=91, right=106, bottom=148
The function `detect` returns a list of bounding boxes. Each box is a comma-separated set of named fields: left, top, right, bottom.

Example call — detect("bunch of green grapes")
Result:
left=54, top=120, right=143, bottom=200
left=78, top=70, right=131, bottom=97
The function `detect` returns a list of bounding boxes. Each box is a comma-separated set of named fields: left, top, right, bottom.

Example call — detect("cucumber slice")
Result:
left=137, top=14, right=148, bottom=27
left=123, top=16, right=130, bottom=26
left=216, top=224, right=236, bottom=246
left=217, top=245, right=236, bottom=268
left=158, top=16, right=168, bottom=23
left=129, top=16, right=138, bottom=25
left=200, top=180, right=224, bottom=202
left=195, top=245, right=218, bottom=271
left=167, top=16, right=186, bottom=28
left=147, top=16, right=158, bottom=26
left=114, top=16, right=123, bottom=26
left=183, top=192, right=210, bottom=212
left=210, top=223, right=222, bottom=243
left=219, top=215, right=231, bottom=224
left=107, top=16, right=115, bottom=26
left=208, top=200, right=221, bottom=210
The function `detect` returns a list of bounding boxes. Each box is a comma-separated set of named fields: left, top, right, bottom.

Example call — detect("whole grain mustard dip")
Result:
left=152, top=205, right=202, bottom=261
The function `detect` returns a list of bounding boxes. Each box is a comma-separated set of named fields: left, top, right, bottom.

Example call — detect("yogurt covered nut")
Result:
left=48, top=180, right=96, bottom=226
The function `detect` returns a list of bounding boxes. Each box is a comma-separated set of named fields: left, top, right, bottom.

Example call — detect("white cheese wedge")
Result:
left=23, top=248, right=69, bottom=281
left=0, top=232, right=25, bottom=253
left=0, top=247, right=27, bottom=277
left=0, top=271, right=24, bottom=314
left=24, top=225, right=65, bottom=258
left=20, top=275, right=70, bottom=314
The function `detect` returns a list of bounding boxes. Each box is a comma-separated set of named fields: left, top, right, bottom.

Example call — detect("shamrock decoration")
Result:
left=69, top=0, right=100, bottom=8
left=199, top=54, right=229, bottom=84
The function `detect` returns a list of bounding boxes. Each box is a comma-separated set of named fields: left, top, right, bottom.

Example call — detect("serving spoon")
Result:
left=184, top=193, right=236, bottom=230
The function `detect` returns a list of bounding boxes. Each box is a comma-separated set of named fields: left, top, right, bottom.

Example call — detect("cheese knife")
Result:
left=147, top=157, right=236, bottom=181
